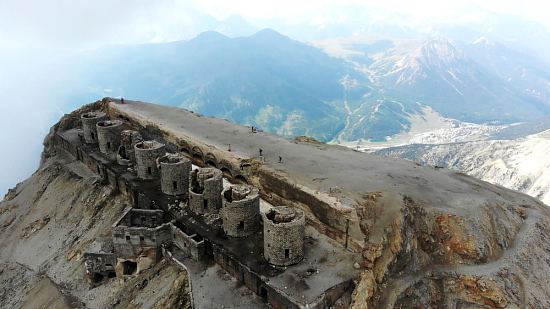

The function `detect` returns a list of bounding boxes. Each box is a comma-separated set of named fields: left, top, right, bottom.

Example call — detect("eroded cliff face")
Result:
left=0, top=145, right=191, bottom=308
left=2, top=98, right=550, bottom=309
left=352, top=188, right=550, bottom=308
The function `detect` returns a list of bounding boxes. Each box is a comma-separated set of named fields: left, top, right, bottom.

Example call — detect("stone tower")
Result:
left=262, top=206, right=305, bottom=266
left=96, top=119, right=123, bottom=158
left=158, top=153, right=192, bottom=197
left=134, top=140, right=166, bottom=180
left=189, top=167, right=223, bottom=215
left=117, top=130, right=142, bottom=166
left=81, top=111, right=107, bottom=144
left=221, top=185, right=260, bottom=238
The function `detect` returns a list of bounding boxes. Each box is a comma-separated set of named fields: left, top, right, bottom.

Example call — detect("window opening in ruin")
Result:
left=126, top=235, right=130, bottom=241
left=122, top=261, right=137, bottom=275
left=260, top=287, right=268, bottom=302
left=173, top=181, right=178, bottom=190
left=105, top=263, right=114, bottom=270
left=203, top=199, right=208, bottom=210
left=141, top=216, right=146, bottom=225
left=285, top=249, right=290, bottom=259
left=238, top=221, right=244, bottom=231
left=107, top=142, right=111, bottom=150
left=107, top=271, right=116, bottom=278
left=93, top=272, right=104, bottom=283
left=91, top=132, right=95, bottom=140
left=139, top=236, right=144, bottom=242
left=147, top=167, right=152, bottom=175
left=235, top=175, right=248, bottom=184
left=184, top=242, right=187, bottom=247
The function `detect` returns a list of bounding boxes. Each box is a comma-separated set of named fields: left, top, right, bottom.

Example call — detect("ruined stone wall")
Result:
left=120, top=209, right=166, bottom=228
left=83, top=252, right=117, bottom=280
left=81, top=111, right=107, bottom=144
left=189, top=168, right=223, bottom=215
left=112, top=223, right=172, bottom=259
left=262, top=206, right=305, bottom=266
left=221, top=185, right=260, bottom=238
left=97, top=119, right=123, bottom=158
left=211, top=244, right=301, bottom=309
left=134, top=140, right=166, bottom=179
left=172, top=225, right=205, bottom=261
left=117, top=130, right=142, bottom=165
left=159, top=154, right=191, bottom=197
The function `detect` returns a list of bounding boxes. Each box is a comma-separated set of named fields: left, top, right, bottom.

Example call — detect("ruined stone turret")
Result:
left=262, top=206, right=305, bottom=266
left=134, top=141, right=166, bottom=180
left=158, top=153, right=192, bottom=197
left=96, top=119, right=123, bottom=158
left=189, top=167, right=223, bottom=215
left=81, top=111, right=107, bottom=144
left=221, top=185, right=260, bottom=237
left=117, top=130, right=142, bottom=165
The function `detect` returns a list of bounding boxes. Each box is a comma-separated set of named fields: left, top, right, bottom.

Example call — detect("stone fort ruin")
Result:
left=53, top=99, right=360, bottom=308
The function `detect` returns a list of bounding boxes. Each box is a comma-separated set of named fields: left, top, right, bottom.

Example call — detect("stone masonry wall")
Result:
left=83, top=252, right=117, bottom=277
left=81, top=111, right=107, bottom=144
left=262, top=206, right=305, bottom=266
left=117, top=130, right=142, bottom=165
left=172, top=225, right=205, bottom=261
left=189, top=168, right=223, bottom=215
left=221, top=185, right=260, bottom=237
left=159, top=154, right=191, bottom=197
left=97, top=119, right=123, bottom=158
left=134, top=140, right=166, bottom=179
left=112, top=223, right=172, bottom=259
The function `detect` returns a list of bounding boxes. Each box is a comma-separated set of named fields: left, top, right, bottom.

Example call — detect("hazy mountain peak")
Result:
left=191, top=30, right=230, bottom=43
left=216, top=14, right=257, bottom=37
left=415, top=38, right=463, bottom=65
left=388, top=39, right=465, bottom=86
left=251, top=28, right=290, bottom=41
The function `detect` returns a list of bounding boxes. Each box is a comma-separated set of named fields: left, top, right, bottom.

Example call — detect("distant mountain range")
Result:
left=374, top=126, right=550, bottom=206
left=76, top=28, right=550, bottom=142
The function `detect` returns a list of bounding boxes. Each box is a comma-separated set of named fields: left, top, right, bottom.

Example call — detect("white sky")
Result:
left=0, top=0, right=548, bottom=49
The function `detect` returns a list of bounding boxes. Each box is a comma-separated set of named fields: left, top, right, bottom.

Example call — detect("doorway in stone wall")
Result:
left=122, top=261, right=137, bottom=275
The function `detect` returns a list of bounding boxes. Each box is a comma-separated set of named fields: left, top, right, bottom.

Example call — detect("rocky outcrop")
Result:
left=352, top=191, right=550, bottom=308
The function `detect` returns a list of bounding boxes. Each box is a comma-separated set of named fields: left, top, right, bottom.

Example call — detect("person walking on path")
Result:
left=278, top=156, right=282, bottom=163
left=259, top=148, right=263, bottom=156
